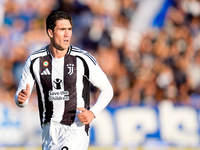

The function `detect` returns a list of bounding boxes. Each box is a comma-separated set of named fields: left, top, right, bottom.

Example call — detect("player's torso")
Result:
left=31, top=51, right=86, bottom=125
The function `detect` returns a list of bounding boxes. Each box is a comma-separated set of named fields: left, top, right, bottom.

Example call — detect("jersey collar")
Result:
left=67, top=45, right=72, bottom=54
left=46, top=44, right=72, bottom=55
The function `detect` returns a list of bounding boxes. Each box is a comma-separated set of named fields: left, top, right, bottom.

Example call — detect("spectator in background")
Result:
left=1, top=0, right=200, bottom=109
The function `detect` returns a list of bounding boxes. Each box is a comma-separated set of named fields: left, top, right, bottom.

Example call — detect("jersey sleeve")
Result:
left=15, top=56, right=35, bottom=108
left=85, top=55, right=114, bottom=117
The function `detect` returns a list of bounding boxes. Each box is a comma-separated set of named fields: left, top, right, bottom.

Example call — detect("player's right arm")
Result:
left=15, top=56, right=35, bottom=108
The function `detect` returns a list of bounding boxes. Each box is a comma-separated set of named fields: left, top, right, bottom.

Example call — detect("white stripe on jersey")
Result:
left=51, top=57, right=65, bottom=123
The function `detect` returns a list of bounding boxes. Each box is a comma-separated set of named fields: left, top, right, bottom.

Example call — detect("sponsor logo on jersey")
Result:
left=67, top=64, right=74, bottom=75
left=41, top=68, right=51, bottom=75
left=49, top=78, right=70, bottom=101
left=53, top=78, right=62, bottom=89
left=48, top=90, right=69, bottom=101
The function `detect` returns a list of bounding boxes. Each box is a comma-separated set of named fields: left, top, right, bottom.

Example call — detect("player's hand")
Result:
left=77, top=107, right=95, bottom=125
left=17, top=84, right=30, bottom=104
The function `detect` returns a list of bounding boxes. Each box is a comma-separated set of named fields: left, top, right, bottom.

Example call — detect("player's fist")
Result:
left=77, top=107, right=95, bottom=125
left=17, top=84, right=30, bottom=104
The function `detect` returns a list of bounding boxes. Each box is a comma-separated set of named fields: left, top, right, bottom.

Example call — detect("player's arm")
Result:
left=15, top=56, right=35, bottom=108
left=77, top=52, right=113, bottom=124
left=78, top=60, right=113, bottom=121
left=88, top=63, right=113, bottom=117
left=77, top=107, right=95, bottom=125
left=17, top=84, right=30, bottom=104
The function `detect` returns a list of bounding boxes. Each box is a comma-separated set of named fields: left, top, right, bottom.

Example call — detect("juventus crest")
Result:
left=67, top=64, right=74, bottom=75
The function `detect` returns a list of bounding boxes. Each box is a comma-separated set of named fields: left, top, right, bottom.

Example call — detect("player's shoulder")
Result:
left=69, top=45, right=97, bottom=65
left=29, top=45, right=49, bottom=60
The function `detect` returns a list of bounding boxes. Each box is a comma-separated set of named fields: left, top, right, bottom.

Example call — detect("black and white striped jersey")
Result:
left=15, top=45, right=113, bottom=128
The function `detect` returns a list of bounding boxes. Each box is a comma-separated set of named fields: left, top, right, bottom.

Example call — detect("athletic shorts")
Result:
left=42, top=121, right=89, bottom=150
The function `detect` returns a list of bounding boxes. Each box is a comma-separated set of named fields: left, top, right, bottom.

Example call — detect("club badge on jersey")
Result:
left=43, top=61, right=49, bottom=67
left=67, top=64, right=74, bottom=75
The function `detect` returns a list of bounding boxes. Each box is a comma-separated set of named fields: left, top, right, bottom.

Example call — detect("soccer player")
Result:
left=15, top=11, right=113, bottom=150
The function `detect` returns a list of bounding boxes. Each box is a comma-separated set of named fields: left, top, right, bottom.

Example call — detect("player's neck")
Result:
left=49, top=45, right=68, bottom=58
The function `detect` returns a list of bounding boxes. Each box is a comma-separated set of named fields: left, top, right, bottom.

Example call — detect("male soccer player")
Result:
left=15, top=11, right=113, bottom=150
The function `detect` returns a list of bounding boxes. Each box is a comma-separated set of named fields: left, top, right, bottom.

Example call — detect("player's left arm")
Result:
left=77, top=52, right=113, bottom=124
left=78, top=64, right=113, bottom=124
left=88, top=63, right=114, bottom=117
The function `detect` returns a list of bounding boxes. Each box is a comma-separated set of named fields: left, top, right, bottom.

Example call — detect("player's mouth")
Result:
left=64, top=40, right=69, bottom=43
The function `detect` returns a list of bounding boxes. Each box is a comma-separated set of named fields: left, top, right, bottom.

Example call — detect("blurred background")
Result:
left=1, top=0, right=200, bottom=149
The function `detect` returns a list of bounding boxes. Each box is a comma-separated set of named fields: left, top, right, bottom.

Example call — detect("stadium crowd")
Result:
left=1, top=0, right=200, bottom=110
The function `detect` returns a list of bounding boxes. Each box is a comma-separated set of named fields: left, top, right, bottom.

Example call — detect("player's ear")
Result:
left=47, top=29, right=53, bottom=38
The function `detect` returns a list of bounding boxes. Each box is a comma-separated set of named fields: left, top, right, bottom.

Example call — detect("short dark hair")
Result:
left=46, top=11, right=73, bottom=32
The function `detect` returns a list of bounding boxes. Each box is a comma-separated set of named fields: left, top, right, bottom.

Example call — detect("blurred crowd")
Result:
left=1, top=0, right=200, bottom=109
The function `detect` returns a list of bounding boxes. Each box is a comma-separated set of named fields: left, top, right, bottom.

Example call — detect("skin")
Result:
left=17, top=19, right=95, bottom=124
left=48, top=19, right=72, bottom=58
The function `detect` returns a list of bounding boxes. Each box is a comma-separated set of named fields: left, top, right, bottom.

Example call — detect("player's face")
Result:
left=49, top=19, right=72, bottom=51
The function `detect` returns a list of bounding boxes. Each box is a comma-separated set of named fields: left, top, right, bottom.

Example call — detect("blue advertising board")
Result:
left=0, top=101, right=200, bottom=148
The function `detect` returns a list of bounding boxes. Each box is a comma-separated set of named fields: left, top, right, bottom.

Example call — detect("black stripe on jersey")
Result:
left=77, top=56, right=90, bottom=108
left=36, top=81, right=44, bottom=127
left=40, top=55, right=53, bottom=124
left=60, top=54, right=77, bottom=125
left=30, top=58, right=44, bottom=126
left=77, top=56, right=90, bottom=135
left=30, top=58, right=37, bottom=81
left=71, top=46, right=97, bottom=65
